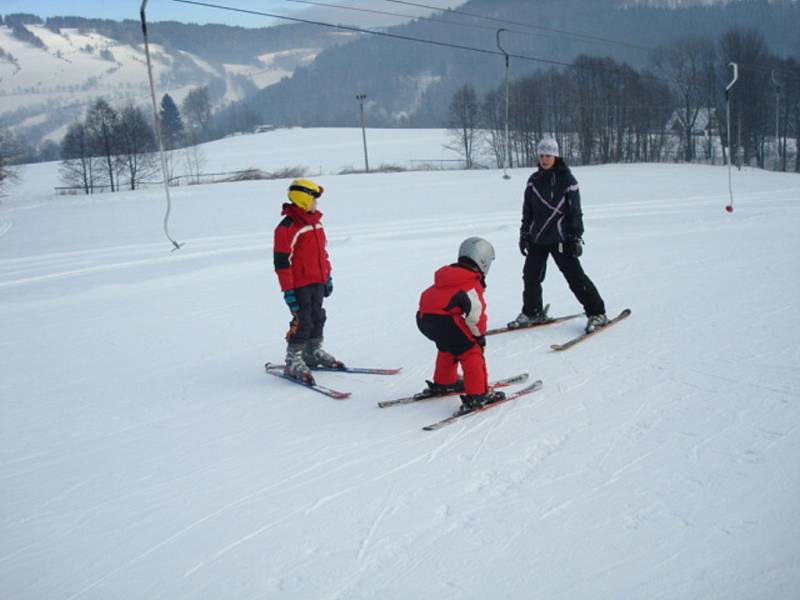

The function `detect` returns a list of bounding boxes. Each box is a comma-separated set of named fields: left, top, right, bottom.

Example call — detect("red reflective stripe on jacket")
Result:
left=274, top=203, right=331, bottom=291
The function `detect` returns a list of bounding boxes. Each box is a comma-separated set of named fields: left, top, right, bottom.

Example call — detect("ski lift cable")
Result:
left=140, top=0, right=184, bottom=251
left=169, top=0, right=675, bottom=84
left=277, top=0, right=537, bottom=38
left=278, top=0, right=610, bottom=48
left=735, top=62, right=800, bottom=84
left=379, top=0, right=655, bottom=51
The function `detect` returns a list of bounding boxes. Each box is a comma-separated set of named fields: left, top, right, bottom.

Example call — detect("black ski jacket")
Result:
left=520, top=158, right=584, bottom=246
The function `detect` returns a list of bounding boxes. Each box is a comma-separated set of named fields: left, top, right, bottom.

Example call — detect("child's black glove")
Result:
left=323, top=275, right=333, bottom=297
left=562, top=239, right=583, bottom=258
left=519, top=234, right=529, bottom=256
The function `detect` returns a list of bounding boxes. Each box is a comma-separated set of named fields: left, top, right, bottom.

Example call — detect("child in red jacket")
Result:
left=274, top=178, right=342, bottom=383
left=416, top=237, right=505, bottom=414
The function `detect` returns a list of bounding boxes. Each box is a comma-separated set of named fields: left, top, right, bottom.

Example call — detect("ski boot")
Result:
left=303, top=337, right=344, bottom=369
left=415, top=379, right=465, bottom=400
left=456, top=390, right=506, bottom=415
left=507, top=305, right=549, bottom=329
left=585, top=313, right=609, bottom=333
left=284, top=342, right=314, bottom=383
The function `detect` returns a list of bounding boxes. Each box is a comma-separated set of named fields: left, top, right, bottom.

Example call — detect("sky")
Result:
left=2, top=0, right=463, bottom=28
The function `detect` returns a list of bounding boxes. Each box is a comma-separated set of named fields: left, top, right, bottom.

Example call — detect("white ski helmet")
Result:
left=458, top=237, right=495, bottom=275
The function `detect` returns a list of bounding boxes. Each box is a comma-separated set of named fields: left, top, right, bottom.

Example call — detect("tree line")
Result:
left=58, top=88, right=212, bottom=194
left=447, top=28, right=800, bottom=172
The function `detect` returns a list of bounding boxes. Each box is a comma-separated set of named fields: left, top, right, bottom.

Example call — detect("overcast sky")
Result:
left=2, top=1, right=463, bottom=28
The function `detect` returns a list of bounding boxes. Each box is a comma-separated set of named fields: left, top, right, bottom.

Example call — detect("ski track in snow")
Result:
left=2, top=185, right=798, bottom=290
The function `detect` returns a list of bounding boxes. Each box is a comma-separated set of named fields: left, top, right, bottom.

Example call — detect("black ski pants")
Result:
left=522, top=243, right=605, bottom=317
left=287, top=283, right=326, bottom=345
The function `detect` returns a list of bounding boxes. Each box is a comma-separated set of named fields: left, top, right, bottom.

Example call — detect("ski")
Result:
left=422, top=379, right=544, bottom=431
left=265, top=362, right=401, bottom=375
left=550, top=308, right=632, bottom=352
left=377, top=373, right=530, bottom=408
left=486, top=305, right=584, bottom=336
left=265, top=368, right=351, bottom=399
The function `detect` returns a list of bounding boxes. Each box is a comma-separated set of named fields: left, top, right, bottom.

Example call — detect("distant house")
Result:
left=666, top=108, right=717, bottom=136
left=253, top=124, right=275, bottom=134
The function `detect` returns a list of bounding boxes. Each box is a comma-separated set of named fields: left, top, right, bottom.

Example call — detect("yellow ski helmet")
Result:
left=287, top=178, right=324, bottom=211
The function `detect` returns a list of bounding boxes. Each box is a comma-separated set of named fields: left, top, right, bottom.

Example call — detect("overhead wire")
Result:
left=277, top=0, right=537, bottom=37
left=378, top=0, right=656, bottom=52
left=169, top=0, right=675, bottom=84
left=380, top=0, right=800, bottom=83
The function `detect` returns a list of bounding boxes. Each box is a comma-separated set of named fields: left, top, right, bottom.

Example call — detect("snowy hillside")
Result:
left=0, top=23, right=319, bottom=143
left=2, top=129, right=799, bottom=599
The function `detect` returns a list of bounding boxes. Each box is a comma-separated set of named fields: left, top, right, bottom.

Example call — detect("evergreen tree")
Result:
left=159, top=94, right=185, bottom=150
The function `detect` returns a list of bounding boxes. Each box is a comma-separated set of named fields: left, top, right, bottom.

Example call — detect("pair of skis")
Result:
left=264, top=363, right=542, bottom=430
left=264, top=362, right=400, bottom=399
left=487, top=306, right=632, bottom=352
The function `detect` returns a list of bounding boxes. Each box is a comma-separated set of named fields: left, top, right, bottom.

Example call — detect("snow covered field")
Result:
left=2, top=129, right=799, bottom=599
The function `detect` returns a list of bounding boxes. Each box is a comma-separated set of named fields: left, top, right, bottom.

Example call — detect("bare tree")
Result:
left=115, top=104, right=158, bottom=190
left=719, top=29, right=772, bottom=167
left=85, top=98, right=120, bottom=192
left=59, top=121, right=96, bottom=194
left=182, top=131, right=207, bottom=185
left=446, top=84, right=482, bottom=169
left=572, top=56, right=606, bottom=165
left=181, top=86, right=212, bottom=142
left=652, top=35, right=717, bottom=162
left=480, top=89, right=507, bottom=169
left=775, top=57, right=800, bottom=172
left=0, top=126, right=21, bottom=197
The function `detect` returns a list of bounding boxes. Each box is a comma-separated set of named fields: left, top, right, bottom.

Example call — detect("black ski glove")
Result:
left=323, top=275, right=333, bottom=298
left=519, top=234, right=529, bottom=256
left=562, top=239, right=583, bottom=258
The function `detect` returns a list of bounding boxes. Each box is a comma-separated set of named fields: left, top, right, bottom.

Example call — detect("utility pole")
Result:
left=496, top=29, right=511, bottom=180
left=724, top=62, right=738, bottom=213
left=771, top=70, right=781, bottom=170
left=356, top=94, right=369, bottom=173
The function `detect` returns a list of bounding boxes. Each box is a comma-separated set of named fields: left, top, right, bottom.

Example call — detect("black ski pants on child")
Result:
left=287, top=282, right=326, bottom=344
left=522, top=243, right=605, bottom=317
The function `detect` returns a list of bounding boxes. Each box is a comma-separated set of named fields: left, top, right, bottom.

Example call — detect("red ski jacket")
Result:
left=418, top=264, right=487, bottom=341
left=273, top=203, right=331, bottom=291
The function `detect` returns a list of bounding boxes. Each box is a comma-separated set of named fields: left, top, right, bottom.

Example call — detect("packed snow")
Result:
left=1, top=128, right=799, bottom=599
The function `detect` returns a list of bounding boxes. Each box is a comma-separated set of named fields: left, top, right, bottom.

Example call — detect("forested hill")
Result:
left=231, top=0, right=799, bottom=128
left=0, top=13, right=343, bottom=66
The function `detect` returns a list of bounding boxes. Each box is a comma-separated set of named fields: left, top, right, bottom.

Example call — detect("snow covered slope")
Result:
left=0, top=23, right=318, bottom=143
left=1, top=129, right=799, bottom=599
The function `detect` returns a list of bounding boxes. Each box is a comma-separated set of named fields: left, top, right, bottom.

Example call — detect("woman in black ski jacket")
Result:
left=509, top=137, right=608, bottom=333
